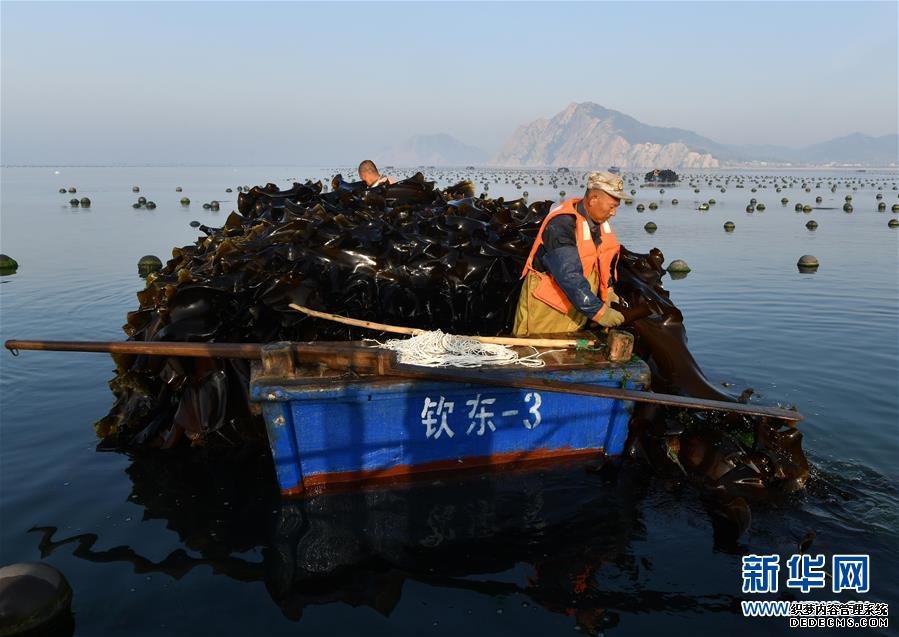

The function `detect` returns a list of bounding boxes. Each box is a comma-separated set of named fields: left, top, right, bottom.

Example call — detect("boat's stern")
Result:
left=251, top=342, right=649, bottom=496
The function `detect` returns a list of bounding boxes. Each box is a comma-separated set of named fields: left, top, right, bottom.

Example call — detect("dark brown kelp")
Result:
left=97, top=173, right=547, bottom=447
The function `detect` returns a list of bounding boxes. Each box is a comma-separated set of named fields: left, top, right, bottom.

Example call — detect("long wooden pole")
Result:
left=5, top=340, right=264, bottom=358
left=4, top=339, right=802, bottom=422
left=387, top=364, right=802, bottom=422
left=288, top=303, right=596, bottom=349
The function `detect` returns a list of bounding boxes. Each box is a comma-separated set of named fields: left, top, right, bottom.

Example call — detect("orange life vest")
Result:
left=520, top=198, right=620, bottom=314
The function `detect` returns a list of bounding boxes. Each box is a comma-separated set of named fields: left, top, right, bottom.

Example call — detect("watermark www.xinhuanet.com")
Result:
left=741, top=600, right=889, bottom=629
left=739, top=553, right=889, bottom=629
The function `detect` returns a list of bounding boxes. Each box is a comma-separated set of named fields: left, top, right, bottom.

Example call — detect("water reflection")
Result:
left=27, top=444, right=899, bottom=636
left=32, top=446, right=276, bottom=584
left=265, top=462, right=646, bottom=630
left=29, top=447, right=745, bottom=634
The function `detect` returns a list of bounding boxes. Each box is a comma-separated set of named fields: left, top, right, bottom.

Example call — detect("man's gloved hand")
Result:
left=606, top=287, right=620, bottom=305
left=591, top=304, right=625, bottom=327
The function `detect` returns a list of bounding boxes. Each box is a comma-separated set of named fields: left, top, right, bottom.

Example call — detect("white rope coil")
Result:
left=375, top=330, right=548, bottom=368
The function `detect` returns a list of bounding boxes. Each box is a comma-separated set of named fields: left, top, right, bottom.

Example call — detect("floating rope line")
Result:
left=374, top=330, right=550, bottom=368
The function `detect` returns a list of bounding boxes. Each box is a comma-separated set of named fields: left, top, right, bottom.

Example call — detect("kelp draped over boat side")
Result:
left=97, top=172, right=807, bottom=500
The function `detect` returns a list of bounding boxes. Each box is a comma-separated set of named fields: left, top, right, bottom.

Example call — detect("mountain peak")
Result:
left=491, top=103, right=723, bottom=168
left=492, top=105, right=898, bottom=167
left=376, top=133, right=487, bottom=166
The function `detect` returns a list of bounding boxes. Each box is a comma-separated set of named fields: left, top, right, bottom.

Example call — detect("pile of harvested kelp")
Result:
left=97, top=173, right=548, bottom=447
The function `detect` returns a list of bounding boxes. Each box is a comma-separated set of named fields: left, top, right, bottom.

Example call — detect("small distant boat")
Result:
left=608, top=166, right=621, bottom=175
left=642, top=168, right=679, bottom=187
left=251, top=342, right=649, bottom=496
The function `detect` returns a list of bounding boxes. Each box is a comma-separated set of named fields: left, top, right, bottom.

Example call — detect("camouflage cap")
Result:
left=586, top=171, right=631, bottom=201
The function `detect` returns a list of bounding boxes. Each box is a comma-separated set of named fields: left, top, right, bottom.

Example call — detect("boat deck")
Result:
left=250, top=333, right=648, bottom=389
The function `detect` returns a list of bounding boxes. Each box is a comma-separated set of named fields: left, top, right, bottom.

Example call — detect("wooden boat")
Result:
left=250, top=341, right=650, bottom=497
left=3, top=335, right=803, bottom=500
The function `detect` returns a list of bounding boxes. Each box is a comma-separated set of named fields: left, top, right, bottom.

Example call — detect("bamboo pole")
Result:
left=288, top=303, right=596, bottom=349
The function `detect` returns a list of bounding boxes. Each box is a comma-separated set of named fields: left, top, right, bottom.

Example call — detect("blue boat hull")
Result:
left=251, top=352, right=649, bottom=496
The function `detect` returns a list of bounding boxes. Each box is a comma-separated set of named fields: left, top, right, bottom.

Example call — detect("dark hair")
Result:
left=358, top=159, right=379, bottom=175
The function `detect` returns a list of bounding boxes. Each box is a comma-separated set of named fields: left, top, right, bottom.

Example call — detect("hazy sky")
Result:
left=2, top=1, right=896, bottom=165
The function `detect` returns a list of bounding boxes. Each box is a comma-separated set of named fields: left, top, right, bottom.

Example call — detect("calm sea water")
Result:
left=1, top=166, right=897, bottom=636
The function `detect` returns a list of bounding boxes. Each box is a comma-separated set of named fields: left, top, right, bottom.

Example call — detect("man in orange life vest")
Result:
left=513, top=171, right=631, bottom=336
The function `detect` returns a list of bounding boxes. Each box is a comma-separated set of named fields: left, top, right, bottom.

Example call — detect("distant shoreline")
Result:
left=3, top=163, right=898, bottom=171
